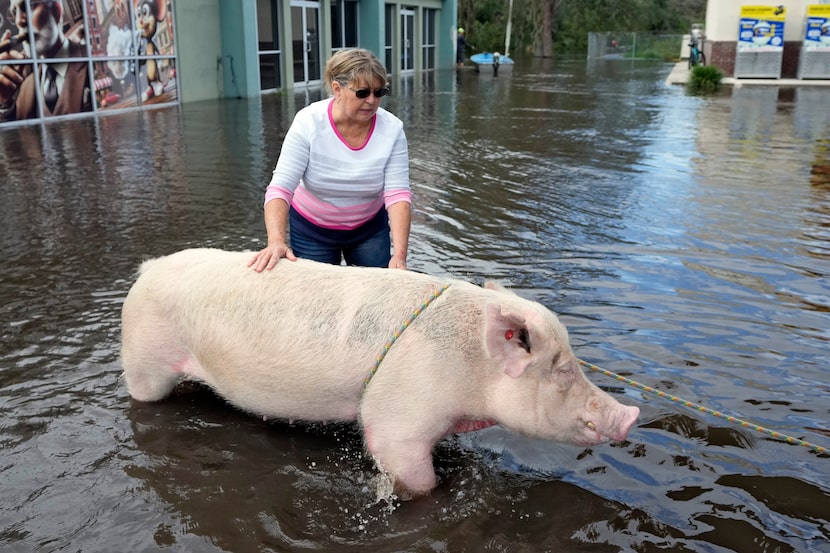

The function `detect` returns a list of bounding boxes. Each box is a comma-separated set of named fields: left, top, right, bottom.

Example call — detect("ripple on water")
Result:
left=1, top=59, right=829, bottom=552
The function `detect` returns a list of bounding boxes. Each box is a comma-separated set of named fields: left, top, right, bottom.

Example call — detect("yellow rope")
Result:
left=361, top=284, right=451, bottom=395
left=578, top=358, right=828, bottom=455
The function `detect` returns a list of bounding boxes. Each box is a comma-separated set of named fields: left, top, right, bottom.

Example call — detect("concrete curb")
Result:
left=665, top=61, right=830, bottom=87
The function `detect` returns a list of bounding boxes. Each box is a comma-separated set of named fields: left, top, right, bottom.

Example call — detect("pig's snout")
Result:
left=584, top=404, right=640, bottom=444
left=611, top=404, right=640, bottom=441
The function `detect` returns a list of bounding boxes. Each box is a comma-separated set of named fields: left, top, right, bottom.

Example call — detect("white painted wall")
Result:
left=174, top=0, right=224, bottom=103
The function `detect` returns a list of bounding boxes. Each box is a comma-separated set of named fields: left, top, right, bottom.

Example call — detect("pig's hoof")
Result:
left=374, top=472, right=397, bottom=503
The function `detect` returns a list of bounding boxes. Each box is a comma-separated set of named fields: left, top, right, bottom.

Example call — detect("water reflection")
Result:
left=1, top=58, right=828, bottom=552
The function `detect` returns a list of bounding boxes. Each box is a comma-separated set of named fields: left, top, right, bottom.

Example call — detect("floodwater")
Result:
left=1, top=57, right=829, bottom=552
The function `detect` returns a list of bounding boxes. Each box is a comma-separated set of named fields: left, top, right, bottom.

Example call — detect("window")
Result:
left=384, top=4, right=394, bottom=71
left=422, top=8, right=436, bottom=70
left=257, top=0, right=282, bottom=91
left=331, top=0, right=358, bottom=51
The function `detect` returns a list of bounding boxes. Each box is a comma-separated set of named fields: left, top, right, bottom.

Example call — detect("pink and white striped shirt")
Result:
left=264, top=98, right=411, bottom=230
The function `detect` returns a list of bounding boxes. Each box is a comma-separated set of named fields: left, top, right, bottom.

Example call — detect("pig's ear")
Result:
left=484, top=280, right=517, bottom=296
left=484, top=303, right=533, bottom=378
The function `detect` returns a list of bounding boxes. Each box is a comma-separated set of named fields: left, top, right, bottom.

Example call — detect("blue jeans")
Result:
left=289, top=207, right=391, bottom=268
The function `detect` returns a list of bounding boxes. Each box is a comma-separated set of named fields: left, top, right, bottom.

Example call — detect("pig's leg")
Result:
left=366, top=418, right=496, bottom=497
left=364, top=424, right=439, bottom=498
left=360, top=343, right=461, bottom=497
left=362, top=392, right=452, bottom=497
left=121, top=301, right=188, bottom=402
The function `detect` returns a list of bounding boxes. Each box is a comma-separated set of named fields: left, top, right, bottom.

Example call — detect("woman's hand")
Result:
left=388, top=253, right=407, bottom=270
left=248, top=243, right=297, bottom=272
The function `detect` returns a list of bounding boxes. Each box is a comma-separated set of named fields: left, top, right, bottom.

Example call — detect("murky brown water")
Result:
left=1, top=58, right=829, bottom=552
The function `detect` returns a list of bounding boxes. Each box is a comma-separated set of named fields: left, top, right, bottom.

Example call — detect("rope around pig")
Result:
left=362, top=284, right=451, bottom=395
left=578, top=358, right=828, bottom=455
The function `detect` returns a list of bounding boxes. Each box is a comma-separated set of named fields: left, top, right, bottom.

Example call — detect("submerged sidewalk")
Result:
left=665, top=61, right=830, bottom=87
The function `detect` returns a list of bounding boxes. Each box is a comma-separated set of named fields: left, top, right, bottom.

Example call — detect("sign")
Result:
left=737, top=5, right=786, bottom=52
left=803, top=5, right=830, bottom=50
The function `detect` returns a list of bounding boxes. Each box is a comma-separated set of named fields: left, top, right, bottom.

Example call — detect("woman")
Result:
left=249, top=48, right=411, bottom=271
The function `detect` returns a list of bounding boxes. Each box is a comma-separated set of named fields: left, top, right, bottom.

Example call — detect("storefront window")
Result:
left=422, top=8, right=435, bottom=70
left=384, top=3, right=394, bottom=71
left=0, top=0, right=178, bottom=126
left=257, top=0, right=281, bottom=91
left=331, top=0, right=358, bottom=52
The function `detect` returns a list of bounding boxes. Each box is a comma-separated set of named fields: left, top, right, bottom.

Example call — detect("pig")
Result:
left=121, top=248, right=640, bottom=498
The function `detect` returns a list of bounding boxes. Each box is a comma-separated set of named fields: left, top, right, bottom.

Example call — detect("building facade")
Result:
left=702, top=0, right=830, bottom=79
left=0, top=0, right=457, bottom=127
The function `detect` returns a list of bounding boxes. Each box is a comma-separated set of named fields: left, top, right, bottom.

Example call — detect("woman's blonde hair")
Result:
left=324, top=48, right=388, bottom=94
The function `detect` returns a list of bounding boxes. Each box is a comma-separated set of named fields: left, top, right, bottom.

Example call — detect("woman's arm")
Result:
left=387, top=200, right=411, bottom=270
left=383, top=124, right=412, bottom=270
left=249, top=107, right=318, bottom=271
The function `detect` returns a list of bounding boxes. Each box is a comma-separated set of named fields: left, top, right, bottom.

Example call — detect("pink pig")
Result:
left=121, top=248, right=639, bottom=498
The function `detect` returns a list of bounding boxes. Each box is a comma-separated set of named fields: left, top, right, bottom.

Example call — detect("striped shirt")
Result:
left=264, top=98, right=412, bottom=230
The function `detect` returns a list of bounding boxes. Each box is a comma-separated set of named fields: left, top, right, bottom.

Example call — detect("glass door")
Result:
left=291, top=0, right=321, bottom=85
left=400, top=7, right=415, bottom=73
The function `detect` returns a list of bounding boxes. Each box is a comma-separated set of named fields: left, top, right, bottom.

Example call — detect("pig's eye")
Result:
left=553, top=362, right=576, bottom=387
left=550, top=352, right=561, bottom=368
left=548, top=355, right=576, bottom=380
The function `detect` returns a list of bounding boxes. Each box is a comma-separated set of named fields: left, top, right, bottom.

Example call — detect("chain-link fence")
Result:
left=587, top=32, right=684, bottom=61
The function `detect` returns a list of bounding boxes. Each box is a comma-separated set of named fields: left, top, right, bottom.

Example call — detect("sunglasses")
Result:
left=347, top=85, right=391, bottom=99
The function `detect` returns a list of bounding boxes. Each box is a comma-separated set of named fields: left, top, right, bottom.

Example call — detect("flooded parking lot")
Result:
left=1, top=57, right=828, bottom=551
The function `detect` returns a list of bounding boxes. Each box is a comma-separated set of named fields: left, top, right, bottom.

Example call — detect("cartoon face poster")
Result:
left=737, top=5, right=786, bottom=51
left=134, top=0, right=177, bottom=104
left=84, top=0, right=177, bottom=108
left=803, top=5, right=830, bottom=50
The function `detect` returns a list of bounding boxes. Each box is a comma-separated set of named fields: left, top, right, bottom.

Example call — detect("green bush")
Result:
left=687, top=65, right=723, bottom=93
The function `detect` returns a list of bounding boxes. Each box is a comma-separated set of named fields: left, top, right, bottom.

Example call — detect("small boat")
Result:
left=471, top=52, right=514, bottom=75
left=470, top=0, right=515, bottom=76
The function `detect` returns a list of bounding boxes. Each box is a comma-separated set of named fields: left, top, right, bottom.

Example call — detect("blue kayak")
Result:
left=470, top=52, right=515, bottom=73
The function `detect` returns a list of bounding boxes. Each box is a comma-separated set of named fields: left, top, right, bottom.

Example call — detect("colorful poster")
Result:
left=134, top=0, right=177, bottom=104
left=92, top=59, right=139, bottom=110
left=803, top=5, right=830, bottom=50
left=0, top=0, right=178, bottom=125
left=87, top=0, right=137, bottom=110
left=89, top=0, right=135, bottom=58
left=0, top=0, right=32, bottom=60
left=737, top=5, right=787, bottom=52
left=0, top=0, right=93, bottom=121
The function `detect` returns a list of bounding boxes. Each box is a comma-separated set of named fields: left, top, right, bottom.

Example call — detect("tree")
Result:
left=458, top=0, right=705, bottom=58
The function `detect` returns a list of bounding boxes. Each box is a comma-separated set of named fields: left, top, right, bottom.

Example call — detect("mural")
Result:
left=0, top=0, right=176, bottom=125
